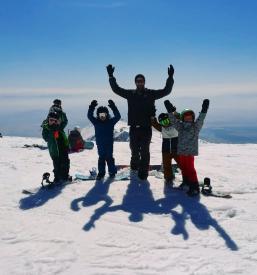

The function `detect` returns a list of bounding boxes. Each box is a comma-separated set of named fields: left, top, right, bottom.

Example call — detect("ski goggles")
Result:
left=99, top=112, right=107, bottom=119
left=159, top=118, right=170, bottom=126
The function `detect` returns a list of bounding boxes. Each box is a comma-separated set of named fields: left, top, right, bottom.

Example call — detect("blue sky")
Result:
left=0, top=0, right=257, bottom=136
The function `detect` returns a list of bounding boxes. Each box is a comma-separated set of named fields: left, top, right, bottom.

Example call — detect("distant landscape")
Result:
left=1, top=109, right=256, bottom=144
left=200, top=127, right=257, bottom=144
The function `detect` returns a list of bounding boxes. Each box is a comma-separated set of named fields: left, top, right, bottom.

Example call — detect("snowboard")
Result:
left=168, top=177, right=232, bottom=199
left=200, top=178, right=232, bottom=199
left=22, top=179, right=75, bottom=195
left=116, top=164, right=179, bottom=173
left=84, top=140, right=94, bottom=150
left=22, top=168, right=131, bottom=195
left=75, top=168, right=130, bottom=182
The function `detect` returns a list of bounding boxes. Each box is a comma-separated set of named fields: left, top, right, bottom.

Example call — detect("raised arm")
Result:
left=164, top=100, right=182, bottom=131
left=195, top=99, right=209, bottom=131
left=152, top=65, right=174, bottom=100
left=108, top=100, right=121, bottom=125
left=106, top=64, right=130, bottom=99
left=87, top=100, right=98, bottom=125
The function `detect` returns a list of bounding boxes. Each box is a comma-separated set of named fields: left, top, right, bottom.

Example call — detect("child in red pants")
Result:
left=164, top=99, right=210, bottom=196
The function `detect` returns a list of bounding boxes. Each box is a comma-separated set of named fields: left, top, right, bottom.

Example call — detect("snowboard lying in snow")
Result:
left=200, top=177, right=232, bottom=199
left=169, top=177, right=232, bottom=199
left=22, top=168, right=131, bottom=195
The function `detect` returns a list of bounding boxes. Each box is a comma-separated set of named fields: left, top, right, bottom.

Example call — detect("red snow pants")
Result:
left=177, top=155, right=198, bottom=183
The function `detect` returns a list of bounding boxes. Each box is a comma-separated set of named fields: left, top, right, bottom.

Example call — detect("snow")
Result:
left=1, top=128, right=257, bottom=275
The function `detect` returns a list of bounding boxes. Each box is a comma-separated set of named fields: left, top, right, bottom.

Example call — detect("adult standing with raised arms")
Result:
left=106, top=64, right=174, bottom=180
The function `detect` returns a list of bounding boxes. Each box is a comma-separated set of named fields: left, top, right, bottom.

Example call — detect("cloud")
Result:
left=172, top=82, right=257, bottom=97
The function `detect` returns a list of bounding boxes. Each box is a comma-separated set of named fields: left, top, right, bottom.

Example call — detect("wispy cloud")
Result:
left=174, top=82, right=257, bottom=97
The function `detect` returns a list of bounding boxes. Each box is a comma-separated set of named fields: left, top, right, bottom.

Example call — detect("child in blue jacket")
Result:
left=87, top=99, right=121, bottom=180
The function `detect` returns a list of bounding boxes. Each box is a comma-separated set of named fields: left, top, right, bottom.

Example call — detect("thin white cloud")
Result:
left=174, top=82, right=257, bottom=97
left=1, top=81, right=256, bottom=97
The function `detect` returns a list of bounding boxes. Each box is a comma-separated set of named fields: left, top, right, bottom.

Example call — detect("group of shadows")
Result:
left=19, top=174, right=238, bottom=251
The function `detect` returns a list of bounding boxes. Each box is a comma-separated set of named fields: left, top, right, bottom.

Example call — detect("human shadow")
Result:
left=156, top=185, right=238, bottom=251
left=19, top=184, right=65, bottom=210
left=70, top=178, right=113, bottom=230
left=81, top=175, right=238, bottom=250
left=82, top=174, right=164, bottom=231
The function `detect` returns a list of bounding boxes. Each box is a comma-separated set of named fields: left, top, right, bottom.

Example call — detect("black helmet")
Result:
left=158, top=113, right=170, bottom=127
left=48, top=111, right=60, bottom=120
left=53, top=99, right=62, bottom=106
left=158, top=113, right=169, bottom=123
left=96, top=106, right=109, bottom=119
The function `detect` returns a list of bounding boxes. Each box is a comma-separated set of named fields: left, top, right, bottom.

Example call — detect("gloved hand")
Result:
left=201, top=99, right=209, bottom=113
left=108, top=99, right=116, bottom=109
left=106, top=64, right=115, bottom=77
left=164, top=100, right=176, bottom=113
left=90, top=100, right=98, bottom=108
left=168, top=64, right=174, bottom=77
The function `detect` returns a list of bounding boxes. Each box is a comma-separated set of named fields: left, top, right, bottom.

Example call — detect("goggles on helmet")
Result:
left=159, top=118, right=170, bottom=126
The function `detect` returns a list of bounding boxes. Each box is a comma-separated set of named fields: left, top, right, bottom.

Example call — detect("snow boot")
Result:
left=109, top=173, right=116, bottom=179
left=96, top=173, right=105, bottom=180
left=187, top=182, right=200, bottom=196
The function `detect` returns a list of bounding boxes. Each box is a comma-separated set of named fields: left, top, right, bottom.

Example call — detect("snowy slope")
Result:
left=1, top=130, right=257, bottom=275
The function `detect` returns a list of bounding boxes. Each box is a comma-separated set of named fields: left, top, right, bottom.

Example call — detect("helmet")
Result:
left=74, top=126, right=81, bottom=132
left=48, top=111, right=60, bottom=120
left=158, top=113, right=169, bottom=122
left=96, top=106, right=109, bottom=119
left=180, top=109, right=195, bottom=121
left=158, top=113, right=170, bottom=127
left=53, top=99, right=62, bottom=106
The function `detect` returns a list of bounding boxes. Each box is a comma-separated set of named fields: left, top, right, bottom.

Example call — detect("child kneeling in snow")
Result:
left=164, top=99, right=209, bottom=196
left=87, top=99, right=121, bottom=180
left=68, top=126, right=85, bottom=153
left=151, top=112, right=180, bottom=185
left=41, top=111, right=70, bottom=183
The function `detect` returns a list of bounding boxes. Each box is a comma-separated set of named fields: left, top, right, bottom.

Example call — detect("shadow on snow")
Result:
left=71, top=174, right=238, bottom=251
left=19, top=184, right=66, bottom=210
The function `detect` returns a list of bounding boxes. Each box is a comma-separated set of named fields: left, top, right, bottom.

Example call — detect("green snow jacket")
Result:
left=41, top=120, right=69, bottom=158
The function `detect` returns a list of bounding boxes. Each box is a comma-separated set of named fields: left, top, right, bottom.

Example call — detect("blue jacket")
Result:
left=87, top=105, right=121, bottom=155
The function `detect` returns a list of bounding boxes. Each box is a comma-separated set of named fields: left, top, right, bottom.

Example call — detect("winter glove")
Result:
left=164, top=100, right=176, bottom=113
left=201, top=99, right=209, bottom=113
left=89, top=100, right=98, bottom=109
left=168, top=64, right=174, bottom=77
left=108, top=99, right=116, bottom=109
left=106, top=64, right=115, bottom=77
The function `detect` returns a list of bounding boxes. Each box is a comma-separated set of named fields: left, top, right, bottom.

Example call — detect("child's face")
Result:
left=99, top=113, right=107, bottom=121
left=183, top=114, right=193, bottom=122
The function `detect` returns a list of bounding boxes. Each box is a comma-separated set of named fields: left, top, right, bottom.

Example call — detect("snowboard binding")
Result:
left=41, top=172, right=53, bottom=188
left=201, top=177, right=212, bottom=195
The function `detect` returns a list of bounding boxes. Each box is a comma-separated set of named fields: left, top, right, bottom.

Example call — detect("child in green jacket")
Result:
left=41, top=111, right=70, bottom=184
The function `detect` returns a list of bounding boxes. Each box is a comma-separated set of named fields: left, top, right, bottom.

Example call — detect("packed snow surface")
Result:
left=1, top=124, right=257, bottom=274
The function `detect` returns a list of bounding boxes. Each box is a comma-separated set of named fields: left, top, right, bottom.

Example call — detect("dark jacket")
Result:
left=109, top=76, right=174, bottom=127
left=87, top=105, right=121, bottom=155
left=68, top=130, right=84, bottom=152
